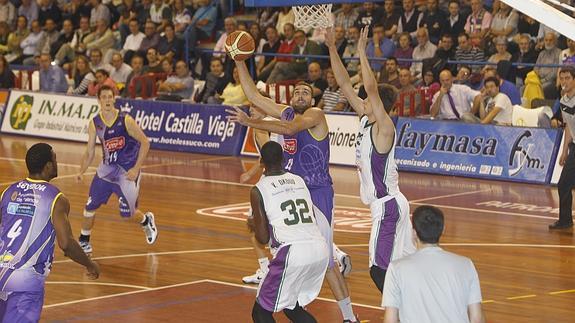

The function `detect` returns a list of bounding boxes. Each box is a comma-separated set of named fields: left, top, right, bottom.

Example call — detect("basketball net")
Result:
left=293, top=4, right=333, bottom=29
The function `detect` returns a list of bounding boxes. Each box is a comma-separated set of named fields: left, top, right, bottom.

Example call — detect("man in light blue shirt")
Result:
left=39, top=53, right=68, bottom=93
left=366, top=23, right=395, bottom=71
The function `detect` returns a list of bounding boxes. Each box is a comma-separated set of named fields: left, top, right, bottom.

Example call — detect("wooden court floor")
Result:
left=0, top=134, right=573, bottom=323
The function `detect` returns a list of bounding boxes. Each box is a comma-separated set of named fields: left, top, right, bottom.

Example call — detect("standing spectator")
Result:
left=157, top=60, right=195, bottom=101
left=334, top=3, right=359, bottom=34
left=145, top=48, right=163, bottom=73
left=464, top=0, right=492, bottom=48
left=256, top=26, right=281, bottom=78
left=342, top=26, right=360, bottom=76
left=488, top=37, right=511, bottom=64
left=383, top=205, right=485, bottom=323
left=18, top=0, right=38, bottom=29
left=305, top=62, right=328, bottom=104
left=366, top=23, right=396, bottom=72
left=0, top=54, right=15, bottom=89
left=442, top=0, right=467, bottom=41
left=6, top=16, right=29, bottom=63
left=20, top=20, right=44, bottom=65
left=267, top=30, right=322, bottom=83
left=123, top=54, right=152, bottom=98
left=110, top=52, right=132, bottom=85
left=213, top=18, right=238, bottom=59
left=172, top=0, right=191, bottom=35
left=69, top=55, right=95, bottom=95
left=89, top=0, right=110, bottom=29
left=39, top=53, right=68, bottom=93
left=139, top=20, right=161, bottom=55
left=258, top=24, right=295, bottom=82
left=37, top=18, right=60, bottom=56
left=488, top=2, right=518, bottom=43
left=157, top=23, right=184, bottom=61
left=89, top=48, right=113, bottom=73
left=122, top=19, right=145, bottom=63
left=513, top=33, right=537, bottom=89
left=275, top=7, right=295, bottom=36
left=534, top=32, right=562, bottom=99
left=410, top=27, right=437, bottom=80
left=379, top=57, right=401, bottom=89
left=430, top=69, right=481, bottom=120
left=382, top=0, right=399, bottom=39
left=53, top=16, right=91, bottom=66
left=88, top=69, right=118, bottom=96
left=455, top=33, right=485, bottom=73
left=318, top=69, right=347, bottom=111
left=198, top=57, right=226, bottom=104
left=561, top=38, right=575, bottom=65
left=551, top=66, right=575, bottom=230
left=419, top=0, right=446, bottom=44
left=355, top=2, right=384, bottom=35
left=0, top=0, right=17, bottom=28
left=83, top=19, right=115, bottom=58
left=397, top=0, right=423, bottom=39
left=149, top=0, right=172, bottom=32
left=185, top=0, right=217, bottom=56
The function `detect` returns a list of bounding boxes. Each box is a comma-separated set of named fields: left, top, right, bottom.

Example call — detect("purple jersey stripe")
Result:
left=371, top=146, right=390, bottom=199
left=268, top=223, right=281, bottom=249
left=257, top=245, right=291, bottom=312
left=375, top=198, right=400, bottom=269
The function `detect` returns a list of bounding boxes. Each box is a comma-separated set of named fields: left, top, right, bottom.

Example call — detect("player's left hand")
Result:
left=358, top=27, right=369, bottom=51
left=226, top=106, right=250, bottom=126
left=126, top=168, right=139, bottom=181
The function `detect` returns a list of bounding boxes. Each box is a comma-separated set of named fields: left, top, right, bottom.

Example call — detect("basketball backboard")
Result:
left=502, top=0, right=575, bottom=41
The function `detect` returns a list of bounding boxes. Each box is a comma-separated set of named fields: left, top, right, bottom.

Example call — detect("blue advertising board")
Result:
left=394, top=118, right=562, bottom=184
left=116, top=99, right=247, bottom=156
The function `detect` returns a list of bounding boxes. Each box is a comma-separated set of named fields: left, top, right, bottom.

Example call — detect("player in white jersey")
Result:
left=250, top=141, right=328, bottom=323
left=327, top=27, right=415, bottom=293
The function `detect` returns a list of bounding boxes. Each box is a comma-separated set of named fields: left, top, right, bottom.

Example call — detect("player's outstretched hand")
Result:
left=358, top=27, right=369, bottom=51
left=325, top=27, right=335, bottom=49
left=226, top=106, right=250, bottom=126
left=76, top=173, right=83, bottom=183
left=86, top=261, right=100, bottom=280
left=126, top=168, right=139, bottom=181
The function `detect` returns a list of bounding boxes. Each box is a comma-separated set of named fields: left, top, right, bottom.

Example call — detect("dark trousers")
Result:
left=558, top=142, right=575, bottom=224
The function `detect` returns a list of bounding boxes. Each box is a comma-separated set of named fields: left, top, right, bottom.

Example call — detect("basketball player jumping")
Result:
left=326, top=27, right=415, bottom=293
left=250, top=141, right=329, bottom=323
left=76, top=86, right=158, bottom=254
left=228, top=62, right=359, bottom=322
left=0, top=143, right=99, bottom=322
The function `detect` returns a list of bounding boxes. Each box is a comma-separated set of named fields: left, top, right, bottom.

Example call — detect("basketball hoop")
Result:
left=293, top=4, right=333, bottom=29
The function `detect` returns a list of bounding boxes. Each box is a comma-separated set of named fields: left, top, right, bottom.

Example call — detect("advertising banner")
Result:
left=326, top=113, right=360, bottom=166
left=394, top=118, right=562, bottom=184
left=1, top=90, right=99, bottom=141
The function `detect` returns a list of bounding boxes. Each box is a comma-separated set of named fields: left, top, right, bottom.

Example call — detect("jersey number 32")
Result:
left=281, top=199, right=312, bottom=226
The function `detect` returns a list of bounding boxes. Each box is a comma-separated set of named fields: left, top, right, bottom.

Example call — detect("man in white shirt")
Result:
left=213, top=17, right=237, bottom=59
left=430, top=69, right=482, bottom=121
left=383, top=205, right=485, bottom=323
left=110, top=52, right=133, bottom=85
left=410, top=28, right=437, bottom=80
left=122, top=19, right=146, bottom=61
left=478, top=76, right=512, bottom=125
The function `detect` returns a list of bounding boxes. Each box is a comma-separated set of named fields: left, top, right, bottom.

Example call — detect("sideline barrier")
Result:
left=0, top=90, right=246, bottom=156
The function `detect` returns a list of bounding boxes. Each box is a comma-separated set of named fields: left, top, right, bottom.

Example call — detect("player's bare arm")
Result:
left=358, top=27, right=395, bottom=153
left=52, top=194, right=100, bottom=279
left=228, top=106, right=326, bottom=137
left=125, top=115, right=150, bottom=181
left=250, top=187, right=270, bottom=245
left=235, top=60, right=287, bottom=118
left=240, top=129, right=269, bottom=183
left=77, top=120, right=96, bottom=181
left=325, top=27, right=365, bottom=115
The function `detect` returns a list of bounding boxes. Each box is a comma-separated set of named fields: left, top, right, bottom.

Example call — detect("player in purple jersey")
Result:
left=76, top=86, right=158, bottom=254
left=228, top=62, right=359, bottom=323
left=0, top=143, right=99, bottom=323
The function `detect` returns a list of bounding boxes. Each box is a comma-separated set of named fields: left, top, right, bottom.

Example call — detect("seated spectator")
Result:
left=38, top=0, right=61, bottom=27
left=318, top=69, right=347, bottom=112
left=0, top=0, right=16, bottom=28
left=89, top=49, right=113, bottom=74
left=513, top=33, right=537, bottom=88
left=381, top=0, right=399, bottom=39
left=110, top=52, right=133, bottom=86
left=258, top=23, right=295, bottom=81
left=267, top=29, right=322, bottom=83
left=464, top=76, right=512, bottom=125
left=430, top=69, right=481, bottom=121
left=18, top=0, right=38, bottom=28
left=83, top=19, right=115, bottom=59
left=123, top=55, right=154, bottom=98
left=61, top=0, right=91, bottom=27
left=250, top=23, right=267, bottom=65
left=157, top=61, right=195, bottom=101
left=20, top=20, right=44, bottom=65
left=0, top=54, right=15, bottom=89
left=434, top=34, right=456, bottom=61
left=420, top=0, right=446, bottom=44
left=89, top=0, right=110, bottom=29
left=383, top=205, right=485, bottom=323
left=145, top=48, right=163, bottom=74
left=410, top=28, right=437, bottom=80
left=136, top=0, right=152, bottom=27
left=305, top=62, right=328, bottom=104
left=342, top=26, right=360, bottom=76
left=324, top=26, right=347, bottom=58
left=198, top=57, right=227, bottom=104
left=454, top=65, right=473, bottom=86
left=464, top=0, right=492, bottom=48
left=394, top=33, right=414, bottom=69
left=355, top=2, right=383, bottom=35
left=483, top=66, right=521, bottom=105
left=276, top=7, right=295, bottom=36
left=534, top=32, right=562, bottom=99
left=397, top=67, right=422, bottom=115
left=561, top=38, right=575, bottom=65
left=49, top=19, right=75, bottom=60
left=172, top=0, right=192, bottom=35
left=488, top=2, right=518, bottom=44
left=37, top=18, right=60, bottom=57
left=139, top=21, right=161, bottom=56
left=54, top=16, right=92, bottom=66
left=516, top=14, right=539, bottom=43
left=379, top=57, right=401, bottom=89
left=69, top=55, right=95, bottom=95
left=258, top=7, right=279, bottom=31
left=0, top=23, right=9, bottom=55
left=5, top=16, right=29, bottom=63
left=216, top=67, right=249, bottom=106
left=122, top=19, right=145, bottom=63
left=418, top=69, right=440, bottom=111
left=442, top=0, right=467, bottom=41
left=488, top=37, right=511, bottom=64
left=88, top=69, right=118, bottom=96
left=149, top=0, right=172, bottom=32
left=366, top=23, right=396, bottom=72
left=213, top=18, right=238, bottom=59
left=161, top=58, right=173, bottom=74
left=256, top=26, right=281, bottom=79
left=39, top=53, right=68, bottom=93
left=157, top=23, right=184, bottom=61
left=455, top=33, right=484, bottom=73
left=184, top=0, right=217, bottom=57
left=397, top=0, right=423, bottom=39
left=334, top=3, right=359, bottom=33
left=116, top=0, right=139, bottom=45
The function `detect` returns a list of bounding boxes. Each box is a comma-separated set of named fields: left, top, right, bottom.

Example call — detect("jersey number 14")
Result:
left=281, top=199, right=312, bottom=226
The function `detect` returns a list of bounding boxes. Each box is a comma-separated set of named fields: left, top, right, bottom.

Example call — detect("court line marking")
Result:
left=45, top=281, right=151, bottom=290
left=506, top=294, right=537, bottom=300
left=410, top=202, right=555, bottom=220
left=338, top=243, right=575, bottom=249
left=408, top=189, right=493, bottom=203
left=549, top=289, right=575, bottom=295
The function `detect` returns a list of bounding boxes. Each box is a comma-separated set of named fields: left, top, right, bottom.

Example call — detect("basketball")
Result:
left=224, top=30, right=255, bottom=61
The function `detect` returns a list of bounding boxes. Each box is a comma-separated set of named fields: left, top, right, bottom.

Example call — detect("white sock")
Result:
left=337, top=297, right=355, bottom=321
left=258, top=257, right=269, bottom=272
left=80, top=229, right=91, bottom=236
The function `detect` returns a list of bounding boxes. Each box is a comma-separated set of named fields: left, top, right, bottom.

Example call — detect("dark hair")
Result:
left=448, top=0, right=459, bottom=5
left=441, top=34, right=453, bottom=41
left=560, top=66, right=575, bottom=79
left=26, top=143, right=54, bottom=174
left=95, top=69, right=109, bottom=78
left=373, top=23, right=385, bottom=30
left=98, top=85, right=115, bottom=98
left=386, top=57, right=398, bottom=65
left=484, top=76, right=500, bottom=87
left=260, top=141, right=283, bottom=167
left=458, top=32, right=470, bottom=41
left=412, top=205, right=444, bottom=244
left=17, top=15, right=28, bottom=26
left=295, top=81, right=314, bottom=94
